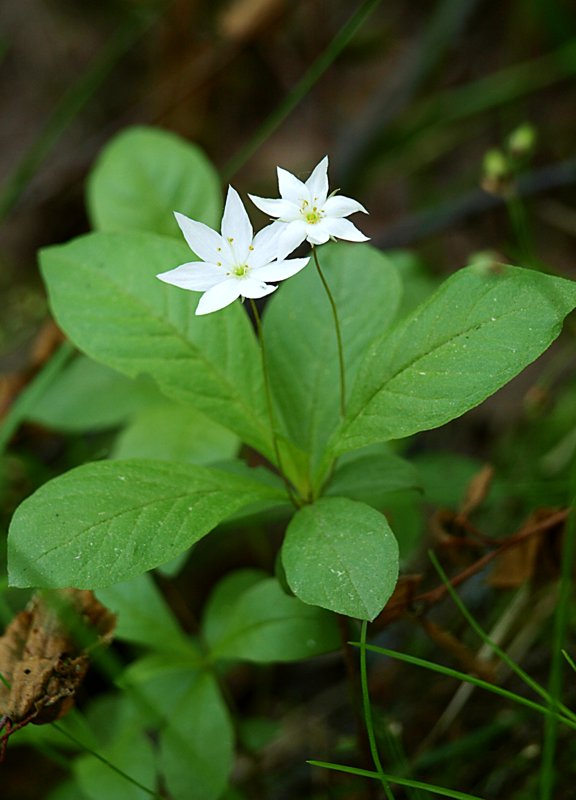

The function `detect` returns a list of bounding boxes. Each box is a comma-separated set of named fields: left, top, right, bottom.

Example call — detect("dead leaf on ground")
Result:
left=0, top=589, right=116, bottom=760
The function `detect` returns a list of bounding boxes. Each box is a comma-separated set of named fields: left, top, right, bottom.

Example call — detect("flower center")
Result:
left=231, top=264, right=249, bottom=278
left=300, top=199, right=323, bottom=225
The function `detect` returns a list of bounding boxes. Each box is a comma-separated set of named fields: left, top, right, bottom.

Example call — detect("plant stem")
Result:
left=249, top=299, right=299, bottom=506
left=312, top=246, right=346, bottom=418
left=360, top=620, right=395, bottom=799
left=539, top=501, right=576, bottom=799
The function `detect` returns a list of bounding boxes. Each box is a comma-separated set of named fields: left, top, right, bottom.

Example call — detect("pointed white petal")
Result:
left=174, top=212, right=223, bottom=262
left=249, top=194, right=298, bottom=220
left=249, top=221, right=286, bottom=267
left=238, top=278, right=277, bottom=300
left=195, top=280, right=242, bottom=315
left=323, top=194, right=368, bottom=217
left=277, top=166, right=308, bottom=204
left=305, top=223, right=331, bottom=245
left=221, top=186, right=252, bottom=258
left=321, top=217, right=370, bottom=242
left=251, top=257, right=310, bottom=282
left=278, top=221, right=308, bottom=258
left=157, top=262, right=225, bottom=291
left=305, top=156, right=329, bottom=203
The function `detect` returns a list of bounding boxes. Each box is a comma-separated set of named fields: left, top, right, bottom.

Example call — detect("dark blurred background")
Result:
left=2, top=0, right=576, bottom=372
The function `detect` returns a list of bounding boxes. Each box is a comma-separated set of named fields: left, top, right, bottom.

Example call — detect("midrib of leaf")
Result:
left=341, top=291, right=537, bottom=437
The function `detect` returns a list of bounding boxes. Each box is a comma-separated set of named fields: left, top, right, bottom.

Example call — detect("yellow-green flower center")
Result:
left=301, top=199, right=323, bottom=225
left=231, top=264, right=249, bottom=277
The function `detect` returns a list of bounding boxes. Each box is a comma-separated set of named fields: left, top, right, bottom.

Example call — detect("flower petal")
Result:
left=238, top=278, right=277, bottom=300
left=195, top=280, right=242, bottom=315
left=249, top=194, right=298, bottom=220
left=319, top=216, right=369, bottom=242
left=249, top=221, right=286, bottom=267
left=157, top=262, right=225, bottom=291
left=221, top=186, right=253, bottom=258
left=174, top=212, right=223, bottom=262
left=251, top=257, right=310, bottom=282
left=305, top=156, right=329, bottom=203
left=323, top=194, right=368, bottom=217
left=304, top=223, right=331, bottom=246
left=277, top=166, right=308, bottom=204
left=278, top=221, right=308, bottom=258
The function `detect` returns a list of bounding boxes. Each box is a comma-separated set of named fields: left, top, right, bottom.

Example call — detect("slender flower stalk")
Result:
left=249, top=299, right=299, bottom=507
left=312, top=246, right=346, bottom=418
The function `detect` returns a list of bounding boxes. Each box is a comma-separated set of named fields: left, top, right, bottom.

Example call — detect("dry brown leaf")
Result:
left=0, top=589, right=116, bottom=760
left=218, top=0, right=287, bottom=42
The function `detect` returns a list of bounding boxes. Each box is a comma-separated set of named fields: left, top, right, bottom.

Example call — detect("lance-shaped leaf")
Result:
left=282, top=497, right=399, bottom=621
left=331, top=263, right=576, bottom=455
left=8, top=459, right=287, bottom=589
left=87, top=126, right=221, bottom=236
left=40, top=231, right=273, bottom=457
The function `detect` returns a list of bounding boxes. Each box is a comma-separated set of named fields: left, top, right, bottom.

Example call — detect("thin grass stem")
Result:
left=429, top=551, right=576, bottom=724
left=359, top=620, right=395, bottom=799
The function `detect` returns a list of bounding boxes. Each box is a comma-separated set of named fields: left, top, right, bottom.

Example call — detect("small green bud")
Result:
left=507, top=124, right=537, bottom=158
left=481, top=149, right=511, bottom=195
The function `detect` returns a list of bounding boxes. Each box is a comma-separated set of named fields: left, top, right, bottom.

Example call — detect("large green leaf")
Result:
left=39, top=231, right=273, bottom=457
left=203, top=570, right=340, bottom=662
left=8, top=459, right=287, bottom=588
left=125, top=657, right=233, bottom=800
left=111, top=402, right=239, bottom=464
left=159, top=672, right=234, bottom=800
left=282, top=497, right=399, bottom=620
left=263, top=242, right=402, bottom=475
left=26, top=355, right=163, bottom=432
left=325, top=443, right=421, bottom=506
left=87, top=126, right=221, bottom=236
left=96, top=573, right=193, bottom=653
left=75, top=731, right=156, bottom=800
left=332, top=263, right=576, bottom=455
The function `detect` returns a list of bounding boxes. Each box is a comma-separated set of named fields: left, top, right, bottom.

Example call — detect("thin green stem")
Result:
left=429, top=552, right=576, bottom=724
left=540, top=503, right=576, bottom=799
left=360, top=620, right=395, bottom=799
left=307, top=760, right=487, bottom=800
left=249, top=299, right=299, bottom=506
left=312, top=246, right=346, bottom=418
left=52, top=723, right=162, bottom=798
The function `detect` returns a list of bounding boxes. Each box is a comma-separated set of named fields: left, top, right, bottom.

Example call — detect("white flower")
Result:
left=248, top=156, right=369, bottom=255
left=157, top=186, right=309, bottom=315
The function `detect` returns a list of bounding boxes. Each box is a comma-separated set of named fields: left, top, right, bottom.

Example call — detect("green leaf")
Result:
left=333, top=264, right=576, bottom=455
left=40, top=231, right=273, bottom=457
left=74, top=731, right=156, bottom=800
left=263, top=242, right=402, bottom=473
left=96, top=573, right=192, bottom=653
left=112, top=402, right=239, bottom=464
left=26, top=355, right=163, bottom=432
left=282, top=497, right=399, bottom=620
left=87, top=126, right=221, bottom=236
left=325, top=443, right=421, bottom=506
left=159, top=673, right=233, bottom=800
left=125, top=661, right=233, bottom=800
left=203, top=570, right=340, bottom=662
left=8, top=459, right=286, bottom=588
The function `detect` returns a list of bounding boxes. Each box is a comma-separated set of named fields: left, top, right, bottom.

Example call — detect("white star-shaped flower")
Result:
left=248, top=156, right=369, bottom=256
left=157, top=186, right=310, bottom=315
